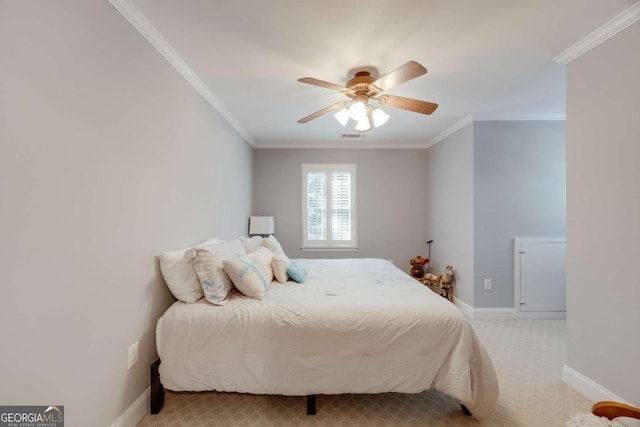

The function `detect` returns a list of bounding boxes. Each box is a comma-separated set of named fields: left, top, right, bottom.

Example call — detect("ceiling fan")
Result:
left=297, top=61, right=438, bottom=133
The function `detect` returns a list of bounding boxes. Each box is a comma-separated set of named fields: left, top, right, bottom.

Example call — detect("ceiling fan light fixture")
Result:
left=348, top=101, right=367, bottom=121
left=372, top=107, right=390, bottom=127
left=355, top=116, right=371, bottom=132
left=297, top=61, right=438, bottom=131
left=333, top=108, right=350, bottom=126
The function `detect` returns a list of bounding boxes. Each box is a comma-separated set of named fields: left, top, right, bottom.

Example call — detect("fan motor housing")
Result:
left=346, top=71, right=375, bottom=93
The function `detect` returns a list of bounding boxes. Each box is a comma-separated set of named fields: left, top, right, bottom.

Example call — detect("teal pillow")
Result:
left=287, top=262, right=307, bottom=283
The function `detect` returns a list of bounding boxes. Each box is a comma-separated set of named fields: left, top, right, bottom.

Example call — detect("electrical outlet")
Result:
left=484, top=279, right=492, bottom=290
left=128, top=341, right=139, bottom=369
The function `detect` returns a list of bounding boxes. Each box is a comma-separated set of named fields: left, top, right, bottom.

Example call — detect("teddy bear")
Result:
left=409, top=256, right=429, bottom=278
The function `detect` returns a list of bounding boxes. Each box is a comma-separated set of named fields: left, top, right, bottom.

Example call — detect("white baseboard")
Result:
left=111, top=387, right=150, bottom=427
left=455, top=299, right=518, bottom=319
left=562, top=365, right=630, bottom=405
left=474, top=308, right=565, bottom=319
left=454, top=298, right=474, bottom=318
left=455, top=300, right=566, bottom=320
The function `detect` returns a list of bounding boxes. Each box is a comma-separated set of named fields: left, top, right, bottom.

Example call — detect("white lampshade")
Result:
left=355, top=116, right=371, bottom=132
left=348, top=101, right=366, bottom=121
left=333, top=108, right=350, bottom=126
left=249, top=216, right=275, bottom=235
left=372, top=108, right=390, bottom=127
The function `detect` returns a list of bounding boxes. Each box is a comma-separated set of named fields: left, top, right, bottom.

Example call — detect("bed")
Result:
left=154, top=258, right=499, bottom=419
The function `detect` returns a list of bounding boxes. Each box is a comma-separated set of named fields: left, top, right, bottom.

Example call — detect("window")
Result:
left=302, top=164, right=357, bottom=250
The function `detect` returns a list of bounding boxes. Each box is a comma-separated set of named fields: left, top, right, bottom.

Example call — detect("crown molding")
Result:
left=254, top=114, right=566, bottom=150
left=425, top=115, right=473, bottom=148
left=256, top=112, right=566, bottom=150
left=422, top=113, right=566, bottom=150
left=108, top=0, right=256, bottom=147
left=107, top=0, right=575, bottom=151
left=254, top=141, right=430, bottom=150
left=553, top=2, right=640, bottom=64
left=473, top=113, right=566, bottom=121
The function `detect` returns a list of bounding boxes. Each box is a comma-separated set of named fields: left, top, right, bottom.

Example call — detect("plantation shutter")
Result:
left=306, top=172, right=327, bottom=241
left=302, top=164, right=357, bottom=249
left=331, top=172, right=352, bottom=241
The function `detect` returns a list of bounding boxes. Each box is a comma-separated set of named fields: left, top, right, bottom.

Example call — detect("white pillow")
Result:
left=185, top=239, right=247, bottom=305
left=186, top=248, right=232, bottom=305
left=241, top=236, right=264, bottom=253
left=199, top=237, right=225, bottom=246
left=252, top=246, right=275, bottom=284
left=263, top=235, right=285, bottom=256
left=271, top=254, right=291, bottom=283
left=159, top=249, right=202, bottom=303
left=224, top=250, right=273, bottom=300
left=158, top=237, right=224, bottom=303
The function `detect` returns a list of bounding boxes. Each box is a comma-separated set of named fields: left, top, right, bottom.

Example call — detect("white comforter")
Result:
left=157, top=259, right=499, bottom=419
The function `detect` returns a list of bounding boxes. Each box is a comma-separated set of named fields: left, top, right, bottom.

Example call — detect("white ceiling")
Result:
left=127, top=0, right=635, bottom=148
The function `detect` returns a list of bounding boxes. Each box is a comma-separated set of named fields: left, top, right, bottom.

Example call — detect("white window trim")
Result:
left=301, top=163, right=357, bottom=251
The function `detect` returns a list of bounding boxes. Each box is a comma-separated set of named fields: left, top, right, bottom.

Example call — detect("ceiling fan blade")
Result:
left=369, top=61, right=427, bottom=92
left=298, top=77, right=349, bottom=92
left=298, top=101, right=350, bottom=124
left=376, top=95, right=438, bottom=115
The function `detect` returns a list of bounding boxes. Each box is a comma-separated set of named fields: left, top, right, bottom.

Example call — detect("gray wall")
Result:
left=0, top=2, right=253, bottom=426
left=473, top=121, right=566, bottom=308
left=254, top=149, right=429, bottom=272
left=424, top=124, right=475, bottom=305
left=566, top=23, right=640, bottom=403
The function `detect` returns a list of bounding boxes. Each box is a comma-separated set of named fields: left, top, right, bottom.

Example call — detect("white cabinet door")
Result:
left=519, top=241, right=566, bottom=312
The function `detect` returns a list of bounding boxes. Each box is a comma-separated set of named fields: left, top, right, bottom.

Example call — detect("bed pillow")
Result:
left=224, top=253, right=271, bottom=300
left=263, top=235, right=285, bottom=256
left=287, top=261, right=307, bottom=283
left=186, top=248, right=232, bottom=305
left=271, top=254, right=291, bottom=283
left=184, top=239, right=247, bottom=305
left=251, top=246, right=275, bottom=284
left=199, top=237, right=225, bottom=246
left=158, top=237, right=225, bottom=303
left=206, top=238, right=246, bottom=259
left=241, top=236, right=264, bottom=254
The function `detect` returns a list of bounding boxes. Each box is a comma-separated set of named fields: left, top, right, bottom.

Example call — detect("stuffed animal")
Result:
left=424, top=273, right=441, bottom=288
left=409, top=256, right=428, bottom=266
left=423, top=266, right=455, bottom=302
left=441, top=265, right=454, bottom=285
left=440, top=265, right=455, bottom=302
left=409, top=256, right=429, bottom=278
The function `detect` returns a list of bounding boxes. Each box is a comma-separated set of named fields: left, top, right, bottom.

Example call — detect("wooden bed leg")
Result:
left=151, top=359, right=165, bottom=414
left=461, top=404, right=472, bottom=416
left=307, top=395, right=317, bottom=415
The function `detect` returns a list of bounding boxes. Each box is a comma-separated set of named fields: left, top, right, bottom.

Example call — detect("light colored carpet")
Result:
left=137, top=319, right=592, bottom=426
